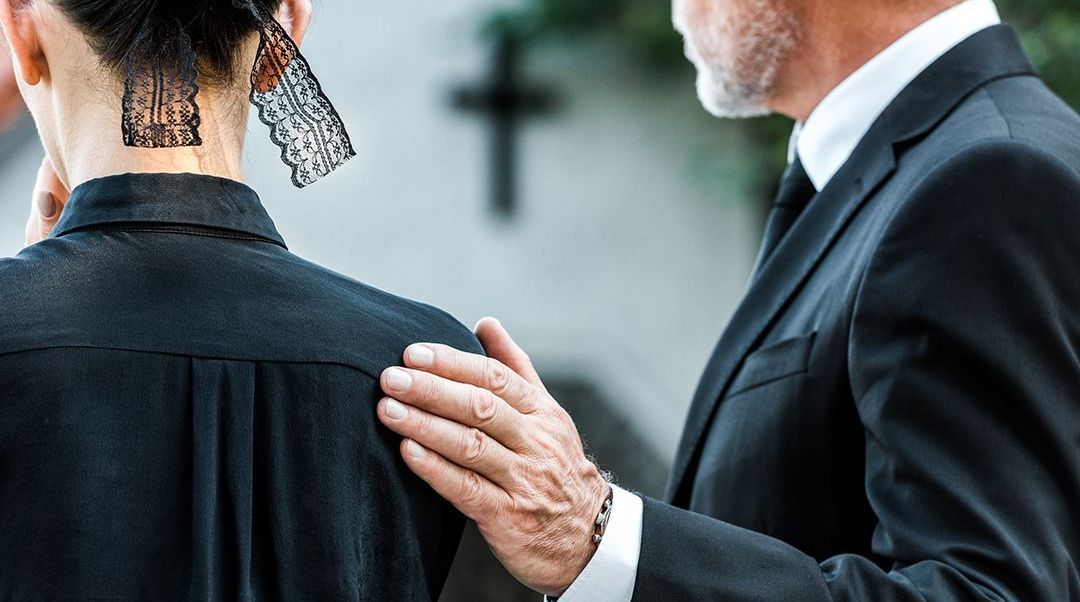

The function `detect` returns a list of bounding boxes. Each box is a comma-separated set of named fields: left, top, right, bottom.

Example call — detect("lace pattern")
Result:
left=249, top=17, right=356, bottom=188
left=119, top=3, right=355, bottom=188
left=122, top=17, right=202, bottom=148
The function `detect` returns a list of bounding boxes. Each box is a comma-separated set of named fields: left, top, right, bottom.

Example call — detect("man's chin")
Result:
left=697, top=73, right=772, bottom=119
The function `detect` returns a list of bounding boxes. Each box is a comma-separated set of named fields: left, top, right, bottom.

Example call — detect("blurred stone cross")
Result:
left=451, top=34, right=559, bottom=218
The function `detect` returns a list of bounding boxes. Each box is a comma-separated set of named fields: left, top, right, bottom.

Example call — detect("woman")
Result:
left=0, top=0, right=479, bottom=599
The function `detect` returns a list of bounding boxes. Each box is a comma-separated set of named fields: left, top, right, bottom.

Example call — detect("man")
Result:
left=377, top=0, right=1080, bottom=598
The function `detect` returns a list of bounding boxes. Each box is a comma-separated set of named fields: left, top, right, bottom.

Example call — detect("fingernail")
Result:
left=473, top=317, right=503, bottom=334
left=384, top=399, right=408, bottom=421
left=406, top=440, right=426, bottom=459
left=407, top=344, right=435, bottom=368
left=36, top=192, right=56, bottom=220
left=385, top=367, right=413, bottom=392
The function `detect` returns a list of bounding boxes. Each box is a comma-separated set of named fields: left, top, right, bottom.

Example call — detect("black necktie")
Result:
left=751, top=158, right=817, bottom=277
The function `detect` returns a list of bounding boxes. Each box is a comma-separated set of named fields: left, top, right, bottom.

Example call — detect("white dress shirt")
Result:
left=792, top=0, right=1001, bottom=189
left=555, top=1, right=1001, bottom=600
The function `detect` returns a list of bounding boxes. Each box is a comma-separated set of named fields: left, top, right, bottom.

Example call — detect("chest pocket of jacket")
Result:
left=726, top=331, right=817, bottom=398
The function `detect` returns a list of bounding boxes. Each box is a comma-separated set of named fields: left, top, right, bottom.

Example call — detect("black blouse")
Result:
left=0, top=173, right=479, bottom=600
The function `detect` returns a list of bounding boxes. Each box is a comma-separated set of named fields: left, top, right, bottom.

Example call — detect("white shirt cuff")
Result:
left=546, top=484, right=643, bottom=602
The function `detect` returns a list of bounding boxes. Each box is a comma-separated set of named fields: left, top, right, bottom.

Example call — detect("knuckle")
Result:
left=516, top=388, right=544, bottom=414
left=517, top=396, right=540, bottom=415
left=507, top=459, right=529, bottom=488
left=485, top=360, right=510, bottom=393
left=553, top=406, right=575, bottom=428
left=533, top=434, right=560, bottom=459
left=519, top=461, right=550, bottom=496
left=460, top=471, right=486, bottom=506
left=412, top=411, right=433, bottom=437
left=462, top=428, right=488, bottom=465
left=416, top=374, right=438, bottom=401
left=470, top=387, right=498, bottom=425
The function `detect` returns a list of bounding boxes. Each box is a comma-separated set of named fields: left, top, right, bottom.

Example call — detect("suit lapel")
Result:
left=666, top=141, right=896, bottom=502
left=666, top=24, right=1038, bottom=504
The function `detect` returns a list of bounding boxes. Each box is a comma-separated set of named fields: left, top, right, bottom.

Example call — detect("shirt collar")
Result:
left=789, top=0, right=1002, bottom=191
left=52, top=172, right=287, bottom=249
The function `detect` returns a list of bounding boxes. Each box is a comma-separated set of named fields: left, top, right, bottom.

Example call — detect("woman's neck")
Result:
left=50, top=87, right=249, bottom=191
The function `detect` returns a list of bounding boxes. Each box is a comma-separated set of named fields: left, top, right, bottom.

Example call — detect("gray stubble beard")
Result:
left=690, top=0, right=799, bottom=119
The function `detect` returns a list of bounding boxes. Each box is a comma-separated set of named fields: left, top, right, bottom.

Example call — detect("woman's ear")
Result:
left=277, top=0, right=313, bottom=47
left=0, top=0, right=45, bottom=86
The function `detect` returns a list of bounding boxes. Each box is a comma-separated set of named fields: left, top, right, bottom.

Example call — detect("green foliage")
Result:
left=484, top=0, right=683, bottom=67
left=997, top=0, right=1080, bottom=110
left=489, top=0, right=1080, bottom=109
left=486, top=0, right=1080, bottom=197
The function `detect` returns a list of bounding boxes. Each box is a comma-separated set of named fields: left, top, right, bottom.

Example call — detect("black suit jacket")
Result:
left=634, top=26, right=1080, bottom=600
left=0, top=173, right=480, bottom=600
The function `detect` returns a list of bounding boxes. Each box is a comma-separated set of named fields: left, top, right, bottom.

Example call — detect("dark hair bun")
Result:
left=55, top=0, right=285, bottom=85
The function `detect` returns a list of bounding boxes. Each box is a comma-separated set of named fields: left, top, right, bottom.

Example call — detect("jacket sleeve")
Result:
left=632, top=141, right=1080, bottom=601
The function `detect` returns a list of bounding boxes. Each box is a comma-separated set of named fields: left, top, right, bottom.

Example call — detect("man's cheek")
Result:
left=674, top=2, right=710, bottom=59
left=691, top=0, right=733, bottom=59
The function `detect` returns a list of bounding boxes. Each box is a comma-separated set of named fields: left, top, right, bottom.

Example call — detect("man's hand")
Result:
left=378, top=317, right=611, bottom=596
left=24, top=157, right=69, bottom=247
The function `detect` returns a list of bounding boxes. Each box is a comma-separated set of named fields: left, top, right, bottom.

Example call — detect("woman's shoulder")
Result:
left=275, top=253, right=485, bottom=367
left=0, top=241, right=483, bottom=374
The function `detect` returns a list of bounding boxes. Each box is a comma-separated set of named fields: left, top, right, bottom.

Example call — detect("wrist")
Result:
left=551, top=468, right=613, bottom=596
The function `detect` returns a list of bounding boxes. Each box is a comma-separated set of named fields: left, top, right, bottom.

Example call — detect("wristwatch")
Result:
left=592, top=487, right=615, bottom=545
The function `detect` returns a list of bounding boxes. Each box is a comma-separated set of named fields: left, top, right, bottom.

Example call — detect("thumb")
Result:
left=25, top=190, right=58, bottom=246
left=36, top=190, right=58, bottom=229
left=35, top=157, right=69, bottom=235
left=24, top=157, right=69, bottom=247
left=474, top=317, right=543, bottom=387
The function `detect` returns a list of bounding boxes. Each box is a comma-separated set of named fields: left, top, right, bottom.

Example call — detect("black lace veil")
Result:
left=121, top=1, right=355, bottom=188
left=122, top=15, right=202, bottom=149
